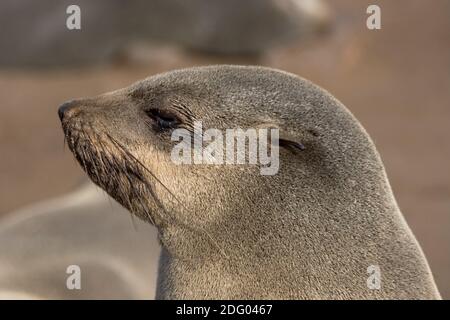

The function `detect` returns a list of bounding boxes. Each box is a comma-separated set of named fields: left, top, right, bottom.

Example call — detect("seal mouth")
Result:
left=61, top=120, right=163, bottom=225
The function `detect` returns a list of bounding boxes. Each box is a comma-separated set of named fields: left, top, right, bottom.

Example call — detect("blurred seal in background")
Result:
left=0, top=0, right=330, bottom=67
left=0, top=182, right=159, bottom=299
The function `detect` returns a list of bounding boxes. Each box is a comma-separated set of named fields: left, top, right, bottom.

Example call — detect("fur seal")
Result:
left=0, top=0, right=329, bottom=67
left=137, top=0, right=330, bottom=55
left=59, top=65, right=441, bottom=299
left=0, top=183, right=159, bottom=299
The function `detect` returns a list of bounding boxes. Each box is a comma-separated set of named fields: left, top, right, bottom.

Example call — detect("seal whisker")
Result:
left=105, top=133, right=182, bottom=204
left=77, top=145, right=90, bottom=176
left=96, top=130, right=163, bottom=228
left=88, top=145, right=103, bottom=185
left=123, top=169, right=158, bottom=226
left=105, top=132, right=228, bottom=259
left=94, top=131, right=144, bottom=229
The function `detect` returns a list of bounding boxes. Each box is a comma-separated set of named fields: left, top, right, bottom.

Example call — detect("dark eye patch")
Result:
left=145, top=108, right=180, bottom=130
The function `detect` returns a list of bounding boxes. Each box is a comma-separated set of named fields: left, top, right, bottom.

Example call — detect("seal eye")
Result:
left=145, top=109, right=179, bottom=130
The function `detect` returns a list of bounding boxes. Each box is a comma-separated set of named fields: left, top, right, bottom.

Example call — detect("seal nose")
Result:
left=58, top=100, right=78, bottom=121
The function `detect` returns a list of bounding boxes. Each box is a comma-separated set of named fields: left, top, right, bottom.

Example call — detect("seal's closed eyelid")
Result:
left=146, top=108, right=179, bottom=122
left=145, top=108, right=181, bottom=131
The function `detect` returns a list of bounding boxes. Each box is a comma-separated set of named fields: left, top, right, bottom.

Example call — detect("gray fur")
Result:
left=60, top=65, right=441, bottom=299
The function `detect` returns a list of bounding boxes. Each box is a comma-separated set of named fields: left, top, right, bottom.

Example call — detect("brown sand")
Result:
left=0, top=0, right=448, bottom=297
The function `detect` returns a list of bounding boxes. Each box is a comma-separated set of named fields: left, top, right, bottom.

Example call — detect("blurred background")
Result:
left=0, top=0, right=448, bottom=299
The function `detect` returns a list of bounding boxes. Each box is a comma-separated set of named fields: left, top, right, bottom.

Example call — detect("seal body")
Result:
left=59, top=65, right=441, bottom=299
left=0, top=183, right=159, bottom=299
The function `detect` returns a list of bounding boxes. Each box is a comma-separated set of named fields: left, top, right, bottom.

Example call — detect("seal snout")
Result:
left=58, top=100, right=79, bottom=121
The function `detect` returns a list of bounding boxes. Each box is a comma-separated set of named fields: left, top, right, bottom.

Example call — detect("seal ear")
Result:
left=279, top=136, right=306, bottom=152
left=257, top=123, right=305, bottom=152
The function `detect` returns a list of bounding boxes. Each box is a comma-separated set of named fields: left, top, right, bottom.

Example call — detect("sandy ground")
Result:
left=0, top=0, right=449, bottom=298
